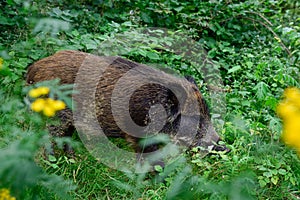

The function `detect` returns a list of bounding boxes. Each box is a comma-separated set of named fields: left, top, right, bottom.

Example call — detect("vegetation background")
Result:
left=0, top=0, right=299, bottom=199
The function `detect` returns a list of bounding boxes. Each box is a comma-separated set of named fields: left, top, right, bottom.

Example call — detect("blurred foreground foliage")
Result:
left=0, top=0, right=299, bottom=199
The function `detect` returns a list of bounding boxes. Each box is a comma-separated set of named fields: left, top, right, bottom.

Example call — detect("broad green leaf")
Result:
left=278, top=169, right=287, bottom=175
left=290, top=177, right=296, bottom=185
left=259, top=179, right=267, bottom=187
left=228, top=65, right=241, bottom=73
left=254, top=81, right=270, bottom=100
left=146, top=51, right=160, bottom=60
left=174, top=6, right=184, bottom=12
left=141, top=12, right=152, bottom=23
left=48, top=155, right=57, bottom=162
left=263, top=171, right=272, bottom=178
left=271, top=176, right=279, bottom=185
left=154, top=165, right=163, bottom=172
left=245, top=61, right=253, bottom=68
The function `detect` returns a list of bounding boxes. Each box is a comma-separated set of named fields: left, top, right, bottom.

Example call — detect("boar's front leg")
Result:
left=48, top=108, right=75, bottom=154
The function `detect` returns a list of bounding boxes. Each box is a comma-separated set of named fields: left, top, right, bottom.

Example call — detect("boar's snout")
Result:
left=212, top=139, right=231, bottom=153
left=195, top=118, right=230, bottom=154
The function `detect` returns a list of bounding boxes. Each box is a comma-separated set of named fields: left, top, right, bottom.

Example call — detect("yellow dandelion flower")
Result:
left=45, top=98, right=66, bottom=111
left=0, top=188, right=15, bottom=200
left=0, top=58, right=3, bottom=70
left=52, top=100, right=66, bottom=111
left=39, top=86, right=50, bottom=95
left=30, top=95, right=66, bottom=117
left=29, top=87, right=50, bottom=98
left=31, top=98, right=46, bottom=112
left=277, top=87, right=300, bottom=156
left=284, top=87, right=300, bottom=108
left=282, top=117, right=300, bottom=146
left=43, top=106, right=56, bottom=117
left=45, top=98, right=55, bottom=105
left=29, top=89, right=40, bottom=98
left=277, top=101, right=298, bottom=119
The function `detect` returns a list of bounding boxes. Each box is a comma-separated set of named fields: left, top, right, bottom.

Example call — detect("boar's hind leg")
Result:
left=125, top=135, right=165, bottom=169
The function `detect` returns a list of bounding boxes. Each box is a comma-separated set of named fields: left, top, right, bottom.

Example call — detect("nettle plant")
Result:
left=0, top=67, right=75, bottom=199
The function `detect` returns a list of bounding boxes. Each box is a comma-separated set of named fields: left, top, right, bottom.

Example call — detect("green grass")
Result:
left=0, top=0, right=300, bottom=199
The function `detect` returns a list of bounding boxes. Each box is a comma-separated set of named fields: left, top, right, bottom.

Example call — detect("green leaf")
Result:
left=241, top=100, right=251, bottom=106
left=245, top=61, right=253, bottom=68
left=33, top=18, right=71, bottom=37
left=263, top=171, right=272, bottom=178
left=258, top=166, right=267, bottom=171
left=259, top=179, right=267, bottom=187
left=290, top=177, right=296, bottom=185
left=141, top=12, right=152, bottom=23
left=50, top=163, right=59, bottom=169
left=146, top=51, right=160, bottom=60
left=72, top=30, right=80, bottom=37
left=232, top=24, right=241, bottom=30
left=228, top=65, right=241, bottom=73
left=271, top=176, right=279, bottom=185
left=154, top=165, right=163, bottom=173
left=265, top=96, right=278, bottom=111
left=174, top=6, right=184, bottom=12
left=278, top=169, right=287, bottom=175
left=135, top=49, right=147, bottom=57
left=48, top=155, right=57, bottom=162
left=229, top=98, right=240, bottom=103
left=254, top=81, right=270, bottom=100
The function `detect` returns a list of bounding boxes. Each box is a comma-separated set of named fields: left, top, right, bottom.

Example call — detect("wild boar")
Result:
left=26, top=50, right=229, bottom=156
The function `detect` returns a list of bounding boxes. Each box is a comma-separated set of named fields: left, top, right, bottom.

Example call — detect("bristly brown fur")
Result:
left=26, top=50, right=228, bottom=155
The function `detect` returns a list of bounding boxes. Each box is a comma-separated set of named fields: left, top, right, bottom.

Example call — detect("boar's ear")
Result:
left=184, top=75, right=197, bottom=86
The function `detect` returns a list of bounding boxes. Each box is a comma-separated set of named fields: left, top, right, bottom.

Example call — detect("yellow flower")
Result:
left=282, top=116, right=300, bottom=146
left=0, top=188, right=16, bottom=200
left=277, top=87, right=300, bottom=156
left=283, top=87, right=300, bottom=108
left=45, top=98, right=66, bottom=111
left=0, top=58, right=3, bottom=70
left=29, top=87, right=50, bottom=98
left=31, top=98, right=66, bottom=117
left=45, top=98, right=55, bottom=106
left=31, top=98, right=46, bottom=112
left=43, top=106, right=56, bottom=117
left=52, top=100, right=66, bottom=111
left=277, top=101, right=298, bottom=119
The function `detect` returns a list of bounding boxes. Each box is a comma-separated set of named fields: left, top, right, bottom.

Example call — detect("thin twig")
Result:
left=216, top=12, right=291, bottom=55
left=243, top=16, right=291, bottom=55
left=245, top=11, right=273, bottom=26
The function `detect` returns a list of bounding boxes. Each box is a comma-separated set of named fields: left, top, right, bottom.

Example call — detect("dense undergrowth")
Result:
left=0, top=0, right=300, bottom=199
